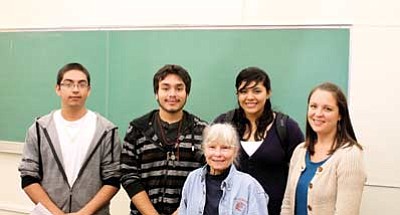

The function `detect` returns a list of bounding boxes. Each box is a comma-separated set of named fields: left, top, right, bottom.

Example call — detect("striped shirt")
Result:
left=121, top=110, right=207, bottom=215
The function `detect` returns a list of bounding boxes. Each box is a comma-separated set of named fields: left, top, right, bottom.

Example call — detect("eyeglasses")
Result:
left=60, top=82, right=89, bottom=90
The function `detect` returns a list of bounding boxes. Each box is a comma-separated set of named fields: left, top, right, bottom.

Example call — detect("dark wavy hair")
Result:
left=233, top=67, right=273, bottom=141
left=305, top=82, right=362, bottom=155
left=153, top=64, right=191, bottom=95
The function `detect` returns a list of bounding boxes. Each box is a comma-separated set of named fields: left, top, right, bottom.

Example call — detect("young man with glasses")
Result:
left=120, top=64, right=207, bottom=215
left=19, top=63, right=121, bottom=214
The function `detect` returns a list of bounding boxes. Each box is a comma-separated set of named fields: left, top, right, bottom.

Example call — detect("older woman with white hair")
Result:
left=178, top=123, right=269, bottom=215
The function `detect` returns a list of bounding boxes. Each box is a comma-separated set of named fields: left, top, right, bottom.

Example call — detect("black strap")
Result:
left=111, top=128, right=116, bottom=163
left=224, top=109, right=236, bottom=123
left=35, top=118, right=43, bottom=178
left=275, top=112, right=289, bottom=161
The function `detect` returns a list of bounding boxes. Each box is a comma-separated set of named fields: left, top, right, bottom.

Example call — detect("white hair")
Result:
left=202, top=123, right=240, bottom=163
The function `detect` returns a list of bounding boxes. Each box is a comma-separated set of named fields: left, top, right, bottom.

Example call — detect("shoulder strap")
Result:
left=35, top=117, right=43, bottom=178
left=224, top=109, right=236, bottom=123
left=275, top=112, right=289, bottom=158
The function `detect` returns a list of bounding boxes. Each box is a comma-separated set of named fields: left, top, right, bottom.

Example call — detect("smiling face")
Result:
left=237, top=81, right=270, bottom=119
left=156, top=74, right=188, bottom=115
left=55, top=69, right=91, bottom=110
left=307, top=89, right=341, bottom=137
left=204, top=141, right=237, bottom=175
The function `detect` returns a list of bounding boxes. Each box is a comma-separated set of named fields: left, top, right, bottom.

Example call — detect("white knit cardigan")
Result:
left=281, top=142, right=366, bottom=215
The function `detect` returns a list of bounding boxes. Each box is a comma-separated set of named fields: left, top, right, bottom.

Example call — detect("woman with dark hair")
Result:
left=281, top=82, right=366, bottom=215
left=214, top=67, right=304, bottom=215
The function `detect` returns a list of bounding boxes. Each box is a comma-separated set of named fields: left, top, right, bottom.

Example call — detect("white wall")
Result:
left=0, top=0, right=351, bottom=29
left=1, top=0, right=400, bottom=214
left=349, top=0, right=400, bottom=214
left=0, top=142, right=31, bottom=215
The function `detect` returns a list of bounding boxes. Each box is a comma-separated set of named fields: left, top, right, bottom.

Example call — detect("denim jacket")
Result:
left=179, top=165, right=269, bottom=215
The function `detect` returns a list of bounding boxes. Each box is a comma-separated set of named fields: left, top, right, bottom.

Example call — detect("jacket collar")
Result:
left=35, top=110, right=116, bottom=170
left=200, top=164, right=237, bottom=191
left=131, top=109, right=198, bottom=140
left=37, top=110, right=115, bottom=132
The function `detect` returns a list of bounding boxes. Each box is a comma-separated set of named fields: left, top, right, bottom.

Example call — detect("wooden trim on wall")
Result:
left=0, top=141, right=23, bottom=155
left=0, top=202, right=31, bottom=214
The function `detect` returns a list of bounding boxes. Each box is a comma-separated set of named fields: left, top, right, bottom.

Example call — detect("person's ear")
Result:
left=266, top=90, right=272, bottom=99
left=55, top=84, right=61, bottom=96
left=87, top=85, right=91, bottom=96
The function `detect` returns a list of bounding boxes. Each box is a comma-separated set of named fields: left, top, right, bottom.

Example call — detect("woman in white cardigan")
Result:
left=281, top=82, right=366, bottom=215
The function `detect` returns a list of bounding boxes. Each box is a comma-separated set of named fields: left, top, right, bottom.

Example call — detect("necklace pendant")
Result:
left=167, top=151, right=176, bottom=161
left=170, top=152, right=176, bottom=161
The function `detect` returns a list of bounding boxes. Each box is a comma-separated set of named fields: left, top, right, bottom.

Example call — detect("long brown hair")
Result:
left=305, top=82, right=362, bottom=155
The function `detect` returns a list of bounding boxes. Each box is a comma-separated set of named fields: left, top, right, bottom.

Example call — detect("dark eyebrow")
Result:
left=244, top=83, right=258, bottom=90
left=61, top=80, right=73, bottom=83
left=160, top=83, right=184, bottom=87
left=239, top=85, right=257, bottom=92
left=62, top=79, right=88, bottom=83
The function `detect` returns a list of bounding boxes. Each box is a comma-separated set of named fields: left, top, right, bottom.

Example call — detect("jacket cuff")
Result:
left=21, top=175, right=40, bottom=189
left=103, top=177, right=120, bottom=189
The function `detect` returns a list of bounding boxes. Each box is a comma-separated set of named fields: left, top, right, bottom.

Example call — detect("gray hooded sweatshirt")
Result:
left=18, top=111, right=121, bottom=214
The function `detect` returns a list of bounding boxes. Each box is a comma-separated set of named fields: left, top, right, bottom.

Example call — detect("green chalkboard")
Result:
left=0, top=29, right=349, bottom=142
